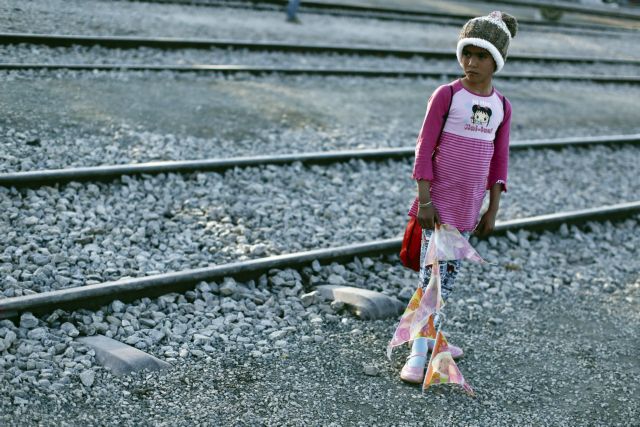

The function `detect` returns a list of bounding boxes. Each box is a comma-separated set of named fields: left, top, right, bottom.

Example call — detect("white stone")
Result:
left=300, top=291, right=317, bottom=307
left=79, top=370, right=95, bottom=387
left=363, top=364, right=378, bottom=376
left=269, top=330, right=287, bottom=340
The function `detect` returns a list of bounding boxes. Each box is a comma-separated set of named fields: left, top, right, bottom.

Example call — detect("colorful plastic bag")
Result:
left=389, top=223, right=484, bottom=396
left=389, top=224, right=483, bottom=358
left=423, top=330, right=474, bottom=396
left=386, top=290, right=437, bottom=359
left=425, top=224, right=485, bottom=265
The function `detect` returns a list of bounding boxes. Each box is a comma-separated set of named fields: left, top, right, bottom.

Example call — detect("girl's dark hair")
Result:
left=472, top=105, right=492, bottom=117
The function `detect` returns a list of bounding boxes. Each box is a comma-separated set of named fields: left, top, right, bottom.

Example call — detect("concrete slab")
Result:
left=314, top=285, right=404, bottom=320
left=77, top=334, right=170, bottom=376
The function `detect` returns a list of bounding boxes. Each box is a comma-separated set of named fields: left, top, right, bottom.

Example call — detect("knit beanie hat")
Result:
left=456, top=11, right=518, bottom=73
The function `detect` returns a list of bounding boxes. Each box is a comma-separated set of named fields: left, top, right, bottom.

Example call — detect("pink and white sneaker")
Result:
left=400, top=352, right=428, bottom=384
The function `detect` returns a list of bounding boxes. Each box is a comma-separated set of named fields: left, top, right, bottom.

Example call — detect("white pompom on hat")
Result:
left=456, top=11, right=518, bottom=73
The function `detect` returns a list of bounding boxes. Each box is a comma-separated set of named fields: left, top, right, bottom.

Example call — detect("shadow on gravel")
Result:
left=138, top=284, right=637, bottom=426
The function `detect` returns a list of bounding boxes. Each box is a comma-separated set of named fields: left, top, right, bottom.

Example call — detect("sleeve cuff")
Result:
left=487, top=179, right=507, bottom=192
left=412, top=174, right=433, bottom=181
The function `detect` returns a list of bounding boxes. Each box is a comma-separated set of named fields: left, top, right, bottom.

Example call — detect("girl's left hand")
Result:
left=475, top=210, right=497, bottom=237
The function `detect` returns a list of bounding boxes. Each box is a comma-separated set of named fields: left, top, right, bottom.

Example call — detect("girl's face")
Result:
left=460, top=46, right=496, bottom=84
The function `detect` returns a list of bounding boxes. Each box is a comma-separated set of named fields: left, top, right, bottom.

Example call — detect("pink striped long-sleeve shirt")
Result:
left=409, top=79, right=512, bottom=231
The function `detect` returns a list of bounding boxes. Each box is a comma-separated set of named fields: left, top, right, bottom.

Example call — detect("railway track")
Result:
left=118, top=0, right=640, bottom=34
left=485, top=0, right=640, bottom=20
left=4, top=63, right=640, bottom=85
left=1, top=200, right=639, bottom=320
left=3, top=33, right=639, bottom=67
left=260, top=0, right=640, bottom=22
left=2, top=134, right=639, bottom=187
left=2, top=2, right=639, bottom=420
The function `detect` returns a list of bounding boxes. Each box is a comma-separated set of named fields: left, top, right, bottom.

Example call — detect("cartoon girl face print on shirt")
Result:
left=470, top=105, right=492, bottom=126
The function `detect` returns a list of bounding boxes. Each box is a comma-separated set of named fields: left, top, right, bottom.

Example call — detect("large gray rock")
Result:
left=77, top=334, right=170, bottom=375
left=27, top=327, right=47, bottom=340
left=314, top=285, right=404, bottom=320
left=4, top=330, right=17, bottom=348
left=219, top=278, right=237, bottom=296
left=20, top=312, right=39, bottom=329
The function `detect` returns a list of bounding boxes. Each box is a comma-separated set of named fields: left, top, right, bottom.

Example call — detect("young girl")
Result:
left=400, top=11, right=518, bottom=383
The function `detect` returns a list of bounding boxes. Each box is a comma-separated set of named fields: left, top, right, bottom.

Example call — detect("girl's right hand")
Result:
left=417, top=205, right=440, bottom=229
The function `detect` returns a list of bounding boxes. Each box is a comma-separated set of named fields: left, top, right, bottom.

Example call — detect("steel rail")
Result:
left=3, top=63, right=640, bottom=85
left=1, top=200, right=638, bottom=319
left=1, top=134, right=638, bottom=188
left=2, top=33, right=639, bottom=67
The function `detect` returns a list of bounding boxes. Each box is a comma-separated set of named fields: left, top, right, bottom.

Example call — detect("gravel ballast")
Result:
left=0, top=217, right=638, bottom=425
left=1, top=143, right=639, bottom=294
left=2, top=72, right=640, bottom=172
left=2, top=1, right=639, bottom=423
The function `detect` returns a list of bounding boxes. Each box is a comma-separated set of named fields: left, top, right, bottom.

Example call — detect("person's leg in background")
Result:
left=286, top=0, right=301, bottom=23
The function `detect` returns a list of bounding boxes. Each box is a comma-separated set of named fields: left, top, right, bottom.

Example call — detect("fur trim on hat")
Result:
left=456, top=38, right=505, bottom=73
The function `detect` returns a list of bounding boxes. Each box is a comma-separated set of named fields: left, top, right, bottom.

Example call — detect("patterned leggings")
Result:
left=418, top=228, right=469, bottom=302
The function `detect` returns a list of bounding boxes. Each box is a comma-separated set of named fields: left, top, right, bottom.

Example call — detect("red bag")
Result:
left=399, top=216, right=422, bottom=271
left=400, top=84, right=454, bottom=271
